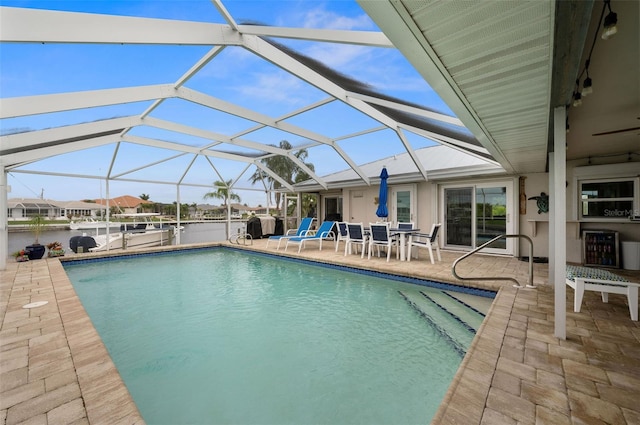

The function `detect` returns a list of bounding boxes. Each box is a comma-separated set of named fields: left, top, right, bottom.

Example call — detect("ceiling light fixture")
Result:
left=570, top=1, right=619, bottom=109
left=572, top=91, right=582, bottom=107
left=582, top=76, right=593, bottom=96
left=582, top=60, right=593, bottom=96
left=602, top=0, right=618, bottom=40
left=572, top=79, right=582, bottom=107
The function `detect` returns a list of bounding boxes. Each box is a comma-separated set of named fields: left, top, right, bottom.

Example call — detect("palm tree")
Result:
left=203, top=179, right=241, bottom=207
left=250, top=140, right=314, bottom=212
left=139, top=193, right=150, bottom=201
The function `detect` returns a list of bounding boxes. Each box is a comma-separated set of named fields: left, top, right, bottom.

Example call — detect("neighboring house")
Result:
left=7, top=198, right=63, bottom=220
left=56, top=200, right=106, bottom=219
left=200, top=203, right=253, bottom=217
left=94, top=195, right=152, bottom=214
left=228, top=203, right=251, bottom=216
left=248, top=206, right=269, bottom=215
left=193, top=204, right=221, bottom=218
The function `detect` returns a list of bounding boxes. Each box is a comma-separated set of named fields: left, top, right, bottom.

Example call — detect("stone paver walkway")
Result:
left=1, top=240, right=639, bottom=424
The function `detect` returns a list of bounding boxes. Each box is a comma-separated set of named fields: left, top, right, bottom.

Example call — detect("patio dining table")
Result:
left=363, top=226, right=420, bottom=261
left=390, top=228, right=419, bottom=261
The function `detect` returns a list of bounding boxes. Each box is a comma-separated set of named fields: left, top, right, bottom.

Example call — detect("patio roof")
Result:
left=359, top=0, right=639, bottom=172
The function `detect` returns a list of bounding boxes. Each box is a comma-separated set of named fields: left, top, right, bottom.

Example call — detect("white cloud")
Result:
left=300, top=6, right=374, bottom=30
left=304, top=43, right=375, bottom=69
left=233, top=71, right=309, bottom=105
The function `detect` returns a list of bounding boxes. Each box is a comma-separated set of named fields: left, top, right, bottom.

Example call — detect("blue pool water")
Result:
left=64, top=248, right=493, bottom=424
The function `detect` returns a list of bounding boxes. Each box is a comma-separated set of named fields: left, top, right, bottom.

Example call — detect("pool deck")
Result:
left=1, top=239, right=639, bottom=424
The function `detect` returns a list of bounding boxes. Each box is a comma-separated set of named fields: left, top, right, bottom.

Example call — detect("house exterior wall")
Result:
left=337, top=182, right=437, bottom=228
left=518, top=162, right=640, bottom=264
left=315, top=159, right=640, bottom=266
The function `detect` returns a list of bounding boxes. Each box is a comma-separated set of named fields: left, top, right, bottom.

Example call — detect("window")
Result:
left=323, top=196, right=342, bottom=221
left=579, top=178, right=637, bottom=220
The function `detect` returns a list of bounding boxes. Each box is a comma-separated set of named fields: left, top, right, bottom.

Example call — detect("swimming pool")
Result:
left=64, top=248, right=494, bottom=424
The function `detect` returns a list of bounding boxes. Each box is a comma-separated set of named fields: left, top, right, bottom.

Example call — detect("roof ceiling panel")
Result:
left=366, top=0, right=554, bottom=173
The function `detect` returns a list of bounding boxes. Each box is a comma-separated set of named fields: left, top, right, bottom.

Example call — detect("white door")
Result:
left=349, top=190, right=367, bottom=222
left=391, top=184, right=416, bottom=224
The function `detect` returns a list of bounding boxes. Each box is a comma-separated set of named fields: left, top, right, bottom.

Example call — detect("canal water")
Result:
left=8, top=221, right=246, bottom=255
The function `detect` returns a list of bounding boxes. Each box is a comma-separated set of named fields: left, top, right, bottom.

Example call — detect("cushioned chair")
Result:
left=368, top=222, right=396, bottom=262
left=285, top=221, right=336, bottom=253
left=407, top=223, right=442, bottom=264
left=344, top=223, right=368, bottom=258
left=565, top=264, right=639, bottom=321
left=265, top=217, right=314, bottom=250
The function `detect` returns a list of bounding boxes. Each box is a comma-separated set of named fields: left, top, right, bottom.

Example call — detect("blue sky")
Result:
left=1, top=1, right=456, bottom=207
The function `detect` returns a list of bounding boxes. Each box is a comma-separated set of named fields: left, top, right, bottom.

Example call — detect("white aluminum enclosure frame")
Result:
left=1, top=1, right=488, bottom=269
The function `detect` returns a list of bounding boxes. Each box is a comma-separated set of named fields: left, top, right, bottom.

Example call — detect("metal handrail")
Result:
left=452, top=234, right=536, bottom=289
left=229, top=226, right=253, bottom=245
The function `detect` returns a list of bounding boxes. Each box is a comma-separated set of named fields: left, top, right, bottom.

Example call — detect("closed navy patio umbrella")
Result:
left=376, top=167, right=389, bottom=219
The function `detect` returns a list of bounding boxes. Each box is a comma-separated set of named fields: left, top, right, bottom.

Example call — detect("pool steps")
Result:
left=440, top=290, right=493, bottom=316
left=398, top=289, right=476, bottom=356
left=422, top=290, right=485, bottom=332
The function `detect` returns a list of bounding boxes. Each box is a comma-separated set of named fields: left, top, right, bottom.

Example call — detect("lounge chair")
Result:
left=285, top=221, right=336, bottom=253
left=265, top=217, right=314, bottom=250
left=565, top=264, right=639, bottom=321
left=368, top=222, right=396, bottom=262
left=344, top=223, right=368, bottom=258
left=407, top=223, right=442, bottom=264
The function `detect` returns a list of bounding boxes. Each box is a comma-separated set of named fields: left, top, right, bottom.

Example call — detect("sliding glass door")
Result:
left=475, top=186, right=507, bottom=249
left=443, top=181, right=513, bottom=254
left=445, top=187, right=473, bottom=247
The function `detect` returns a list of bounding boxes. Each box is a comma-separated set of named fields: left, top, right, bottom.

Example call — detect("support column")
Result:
left=105, top=180, right=111, bottom=251
left=0, top=168, right=8, bottom=270
left=552, top=106, right=567, bottom=340
left=226, top=201, right=231, bottom=240
left=175, top=185, right=181, bottom=245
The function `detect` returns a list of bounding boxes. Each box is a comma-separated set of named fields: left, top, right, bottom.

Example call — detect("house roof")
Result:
left=7, top=198, right=60, bottom=209
left=94, top=195, right=151, bottom=209
left=55, top=200, right=106, bottom=210
left=295, top=144, right=504, bottom=191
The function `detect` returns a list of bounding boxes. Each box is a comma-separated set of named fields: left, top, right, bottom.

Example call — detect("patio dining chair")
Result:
left=344, top=223, right=368, bottom=258
left=407, top=223, right=442, bottom=264
left=368, top=222, right=396, bottom=262
left=334, top=222, right=349, bottom=252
